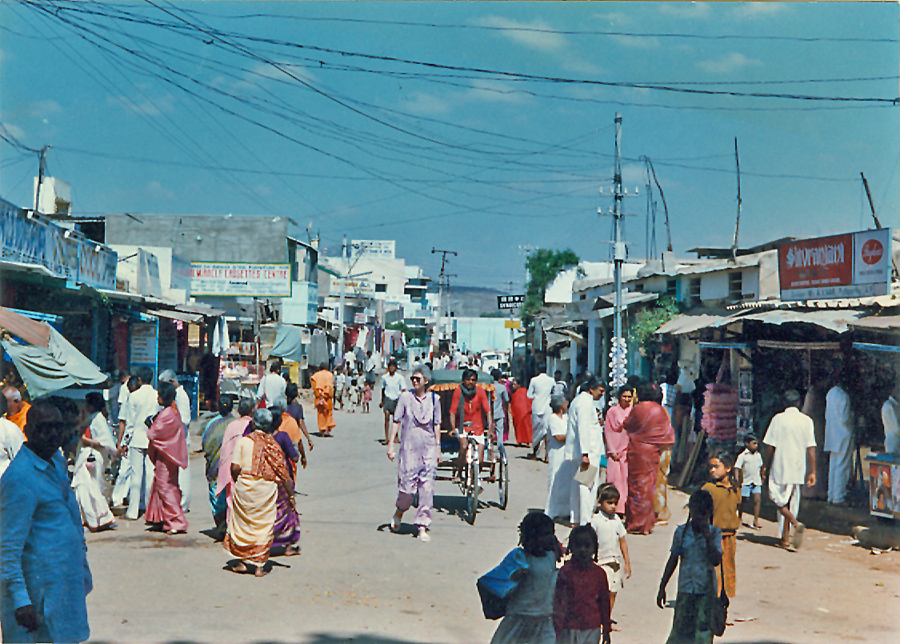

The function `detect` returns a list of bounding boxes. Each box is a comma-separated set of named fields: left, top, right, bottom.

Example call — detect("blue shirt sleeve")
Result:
left=0, top=465, right=38, bottom=609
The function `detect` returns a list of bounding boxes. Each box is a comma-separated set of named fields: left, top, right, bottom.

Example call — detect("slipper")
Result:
left=792, top=523, right=805, bottom=549
left=389, top=515, right=400, bottom=532
left=750, top=524, right=762, bottom=531
left=777, top=542, right=797, bottom=552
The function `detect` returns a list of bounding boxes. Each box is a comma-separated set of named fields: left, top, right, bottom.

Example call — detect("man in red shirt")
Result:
left=449, top=369, right=493, bottom=482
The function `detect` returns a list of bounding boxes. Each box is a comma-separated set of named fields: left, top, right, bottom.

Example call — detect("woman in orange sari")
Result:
left=311, top=364, right=336, bottom=437
left=145, top=381, right=189, bottom=535
left=509, top=379, right=533, bottom=446
left=224, top=408, right=294, bottom=576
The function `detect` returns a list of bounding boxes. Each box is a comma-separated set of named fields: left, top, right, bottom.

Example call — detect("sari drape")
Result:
left=510, top=388, right=533, bottom=445
left=145, top=406, right=189, bottom=531
left=224, top=431, right=293, bottom=564
left=604, top=404, right=632, bottom=515
left=623, top=402, right=674, bottom=534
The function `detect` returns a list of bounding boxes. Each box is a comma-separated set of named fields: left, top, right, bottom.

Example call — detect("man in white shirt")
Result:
left=0, top=394, right=24, bottom=480
left=160, top=370, right=192, bottom=512
left=121, top=367, right=161, bottom=520
left=111, top=376, right=140, bottom=507
left=380, top=360, right=407, bottom=444
left=882, top=382, right=900, bottom=455
left=527, top=365, right=555, bottom=461
left=256, top=361, right=286, bottom=407
left=824, top=368, right=854, bottom=504
left=565, top=374, right=607, bottom=526
left=764, top=389, right=816, bottom=550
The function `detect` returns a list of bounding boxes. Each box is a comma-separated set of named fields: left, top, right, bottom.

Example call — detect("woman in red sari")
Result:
left=623, top=381, right=674, bottom=535
left=509, top=378, right=533, bottom=446
left=145, top=381, right=189, bottom=534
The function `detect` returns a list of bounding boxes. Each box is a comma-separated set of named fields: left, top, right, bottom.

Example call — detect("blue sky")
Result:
left=1, top=1, right=897, bottom=291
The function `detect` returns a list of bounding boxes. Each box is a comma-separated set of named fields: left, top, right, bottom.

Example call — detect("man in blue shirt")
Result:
left=1, top=399, right=92, bottom=643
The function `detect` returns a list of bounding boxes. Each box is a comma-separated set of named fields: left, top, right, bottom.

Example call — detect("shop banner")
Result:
left=191, top=262, right=291, bottom=297
left=0, top=198, right=116, bottom=289
left=130, top=323, right=157, bottom=369
left=778, top=228, right=891, bottom=301
left=351, top=239, right=395, bottom=258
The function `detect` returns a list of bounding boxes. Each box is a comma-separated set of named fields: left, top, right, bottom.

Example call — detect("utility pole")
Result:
left=610, top=113, right=626, bottom=388
left=33, top=145, right=50, bottom=215
left=431, top=248, right=456, bottom=346
left=336, top=236, right=348, bottom=367
left=731, top=137, right=742, bottom=262
left=861, top=172, right=884, bottom=229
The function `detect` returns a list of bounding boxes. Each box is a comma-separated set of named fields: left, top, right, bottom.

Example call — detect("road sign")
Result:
left=497, top=294, right=525, bottom=310
left=504, top=320, right=522, bottom=329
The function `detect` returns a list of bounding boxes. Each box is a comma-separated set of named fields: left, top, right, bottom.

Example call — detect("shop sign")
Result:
left=498, top=294, right=525, bottom=310
left=130, top=323, right=157, bottom=368
left=281, top=281, right=318, bottom=326
left=0, top=198, right=116, bottom=289
left=191, top=262, right=291, bottom=297
left=351, top=239, right=395, bottom=258
left=778, top=228, right=891, bottom=301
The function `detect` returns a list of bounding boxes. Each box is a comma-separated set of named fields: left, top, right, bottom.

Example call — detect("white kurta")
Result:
left=528, top=373, right=555, bottom=444
left=882, top=396, right=900, bottom=455
left=824, top=386, right=853, bottom=504
left=71, top=413, right=117, bottom=529
left=0, top=417, right=24, bottom=481
left=545, top=413, right=574, bottom=519
left=175, top=385, right=192, bottom=511
left=565, top=391, right=605, bottom=524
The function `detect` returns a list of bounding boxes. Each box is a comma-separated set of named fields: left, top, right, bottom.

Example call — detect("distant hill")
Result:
left=448, top=285, right=512, bottom=318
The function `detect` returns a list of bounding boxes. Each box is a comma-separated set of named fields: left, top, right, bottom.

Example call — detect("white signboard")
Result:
left=191, top=262, right=291, bottom=297
left=352, top=240, right=395, bottom=259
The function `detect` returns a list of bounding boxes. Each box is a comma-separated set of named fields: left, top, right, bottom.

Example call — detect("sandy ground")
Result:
left=83, top=401, right=900, bottom=643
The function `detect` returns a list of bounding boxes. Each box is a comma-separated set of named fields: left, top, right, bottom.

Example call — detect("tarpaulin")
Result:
left=269, top=324, right=305, bottom=362
left=1, top=327, right=107, bottom=398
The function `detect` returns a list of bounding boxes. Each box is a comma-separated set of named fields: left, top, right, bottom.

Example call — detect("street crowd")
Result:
left=0, top=351, right=847, bottom=644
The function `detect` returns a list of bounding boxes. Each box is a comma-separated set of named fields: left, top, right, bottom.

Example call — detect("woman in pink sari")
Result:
left=145, top=381, right=189, bottom=534
left=604, top=385, right=633, bottom=516
left=623, top=382, right=674, bottom=535
left=216, top=397, right=255, bottom=526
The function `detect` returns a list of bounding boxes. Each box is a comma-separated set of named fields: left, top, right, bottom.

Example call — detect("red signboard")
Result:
left=778, top=229, right=891, bottom=301
left=778, top=232, right=853, bottom=291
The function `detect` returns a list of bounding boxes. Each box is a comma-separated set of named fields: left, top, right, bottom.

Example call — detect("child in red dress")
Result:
left=553, top=525, right=612, bottom=644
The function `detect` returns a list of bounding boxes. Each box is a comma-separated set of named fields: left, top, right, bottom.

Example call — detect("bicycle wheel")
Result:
left=497, top=442, right=509, bottom=510
left=466, top=453, right=479, bottom=525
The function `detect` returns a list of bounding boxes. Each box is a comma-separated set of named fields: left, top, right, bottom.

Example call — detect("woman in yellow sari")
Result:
left=224, top=408, right=293, bottom=577
left=311, top=364, right=336, bottom=437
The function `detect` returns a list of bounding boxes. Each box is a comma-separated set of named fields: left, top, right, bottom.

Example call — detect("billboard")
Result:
left=778, top=229, right=891, bottom=301
left=351, top=239, right=395, bottom=259
left=191, top=262, right=291, bottom=297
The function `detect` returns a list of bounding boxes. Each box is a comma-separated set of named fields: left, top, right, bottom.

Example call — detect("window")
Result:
left=729, top=272, right=743, bottom=302
left=666, top=278, right=677, bottom=296
left=634, top=283, right=644, bottom=292
left=375, top=283, right=387, bottom=293
left=688, top=278, right=701, bottom=306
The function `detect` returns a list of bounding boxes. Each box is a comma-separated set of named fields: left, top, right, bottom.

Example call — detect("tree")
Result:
left=522, top=248, right=580, bottom=322
left=628, top=297, right=681, bottom=354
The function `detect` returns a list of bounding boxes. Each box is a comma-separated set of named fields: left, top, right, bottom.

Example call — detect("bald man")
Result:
left=3, top=387, right=30, bottom=435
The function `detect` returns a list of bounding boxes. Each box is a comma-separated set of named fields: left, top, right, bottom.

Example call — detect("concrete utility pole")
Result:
left=610, top=113, right=626, bottom=388
left=431, top=247, right=456, bottom=344
left=336, top=236, right=348, bottom=366
left=33, top=145, right=50, bottom=215
left=731, top=137, right=742, bottom=262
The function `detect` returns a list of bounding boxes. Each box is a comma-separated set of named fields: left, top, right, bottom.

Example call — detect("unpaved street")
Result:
left=84, top=403, right=900, bottom=643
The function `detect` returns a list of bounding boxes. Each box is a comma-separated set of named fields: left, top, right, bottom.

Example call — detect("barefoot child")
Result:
left=490, top=511, right=562, bottom=644
left=363, top=381, right=372, bottom=413
left=657, top=489, right=722, bottom=644
left=553, top=525, right=612, bottom=644
left=735, top=436, right=765, bottom=529
left=590, top=484, right=631, bottom=627
left=702, top=452, right=740, bottom=599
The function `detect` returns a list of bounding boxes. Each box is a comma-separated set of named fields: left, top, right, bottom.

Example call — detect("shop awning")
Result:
left=848, top=315, right=900, bottom=332
left=147, top=308, right=203, bottom=324
left=655, top=313, right=734, bottom=336
left=176, top=302, right=226, bottom=317
left=592, top=291, right=659, bottom=310
left=1, top=326, right=106, bottom=398
left=0, top=306, right=52, bottom=347
left=734, top=309, right=868, bottom=333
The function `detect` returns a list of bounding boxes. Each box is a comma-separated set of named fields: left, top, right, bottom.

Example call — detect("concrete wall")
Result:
left=700, top=271, right=729, bottom=302
left=105, top=214, right=290, bottom=264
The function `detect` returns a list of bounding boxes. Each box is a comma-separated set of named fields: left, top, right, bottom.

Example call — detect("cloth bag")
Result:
left=476, top=547, right=529, bottom=619
left=709, top=561, right=730, bottom=636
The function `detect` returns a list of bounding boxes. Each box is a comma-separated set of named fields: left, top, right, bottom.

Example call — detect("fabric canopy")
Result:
left=1, top=326, right=107, bottom=398
left=269, top=324, right=305, bottom=362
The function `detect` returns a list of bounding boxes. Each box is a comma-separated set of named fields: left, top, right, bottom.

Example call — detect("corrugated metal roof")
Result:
left=734, top=309, right=867, bottom=333
left=655, top=313, right=734, bottom=336
left=848, top=316, right=900, bottom=332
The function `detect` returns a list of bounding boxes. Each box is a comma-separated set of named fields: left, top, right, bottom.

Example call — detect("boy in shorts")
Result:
left=590, top=483, right=631, bottom=628
left=735, top=435, right=765, bottom=529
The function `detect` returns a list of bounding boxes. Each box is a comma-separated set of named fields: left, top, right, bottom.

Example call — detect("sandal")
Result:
left=390, top=515, right=401, bottom=532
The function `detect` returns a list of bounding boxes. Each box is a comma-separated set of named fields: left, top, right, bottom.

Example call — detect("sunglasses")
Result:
left=410, top=376, right=423, bottom=382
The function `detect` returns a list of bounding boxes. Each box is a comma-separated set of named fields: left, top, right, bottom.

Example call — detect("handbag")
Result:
left=709, top=560, right=730, bottom=636
left=476, top=547, right=529, bottom=620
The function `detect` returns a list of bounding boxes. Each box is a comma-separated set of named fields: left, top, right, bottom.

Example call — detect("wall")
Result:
left=105, top=214, right=290, bottom=264
left=700, top=271, right=729, bottom=302
left=453, top=317, right=513, bottom=354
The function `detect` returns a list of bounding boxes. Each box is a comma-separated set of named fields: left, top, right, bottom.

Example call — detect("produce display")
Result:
left=701, top=382, right=739, bottom=441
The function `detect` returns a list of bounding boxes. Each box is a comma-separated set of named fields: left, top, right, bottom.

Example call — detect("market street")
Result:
left=82, top=401, right=900, bottom=644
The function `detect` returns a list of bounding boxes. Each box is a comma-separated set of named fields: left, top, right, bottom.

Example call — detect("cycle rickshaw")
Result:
left=428, top=369, right=509, bottom=524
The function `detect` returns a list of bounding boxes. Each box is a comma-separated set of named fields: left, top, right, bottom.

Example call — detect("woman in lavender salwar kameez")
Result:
left=387, top=365, right=441, bottom=542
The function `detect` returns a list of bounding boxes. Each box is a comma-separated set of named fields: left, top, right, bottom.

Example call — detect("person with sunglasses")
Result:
left=387, top=365, right=441, bottom=542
